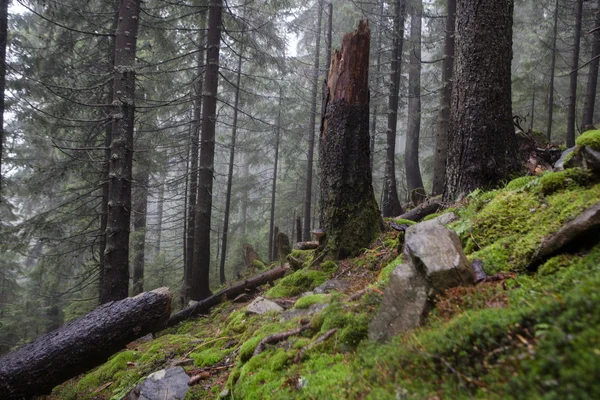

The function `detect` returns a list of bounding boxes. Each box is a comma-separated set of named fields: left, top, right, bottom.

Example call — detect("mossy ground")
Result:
left=51, top=176, right=600, bottom=399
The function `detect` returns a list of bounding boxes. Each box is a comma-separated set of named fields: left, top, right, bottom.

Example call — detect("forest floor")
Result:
left=50, top=169, right=600, bottom=399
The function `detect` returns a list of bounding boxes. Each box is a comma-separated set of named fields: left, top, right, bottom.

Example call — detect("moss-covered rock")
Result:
left=539, top=168, right=590, bottom=195
left=294, top=294, right=330, bottom=309
left=265, top=269, right=328, bottom=298
left=576, top=129, right=600, bottom=150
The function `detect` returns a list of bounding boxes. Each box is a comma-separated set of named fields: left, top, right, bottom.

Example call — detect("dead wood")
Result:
left=396, top=199, right=444, bottom=222
left=294, top=241, right=319, bottom=250
left=253, top=323, right=312, bottom=357
left=293, top=328, right=338, bottom=363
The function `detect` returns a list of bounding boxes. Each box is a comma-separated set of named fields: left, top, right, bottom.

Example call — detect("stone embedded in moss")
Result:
left=576, top=129, right=600, bottom=150
left=265, top=269, right=328, bottom=298
left=539, top=168, right=590, bottom=195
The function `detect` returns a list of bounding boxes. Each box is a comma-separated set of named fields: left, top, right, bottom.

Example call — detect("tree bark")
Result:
left=546, top=0, right=559, bottom=142
left=295, top=216, right=302, bottom=244
left=319, top=21, right=382, bottom=258
left=103, top=0, right=141, bottom=303
left=395, top=199, right=443, bottom=222
left=268, top=89, right=282, bottom=264
left=192, top=0, right=223, bottom=301
left=370, top=0, right=385, bottom=176
left=0, top=0, right=7, bottom=198
left=382, top=0, right=406, bottom=217
left=132, top=170, right=149, bottom=295
left=567, top=0, right=583, bottom=147
left=303, top=0, right=323, bottom=241
left=431, top=0, right=456, bottom=196
left=443, top=0, right=520, bottom=201
left=405, top=0, right=426, bottom=206
left=165, top=266, right=288, bottom=328
left=582, top=0, right=600, bottom=130
left=220, top=13, right=245, bottom=286
left=0, top=288, right=171, bottom=399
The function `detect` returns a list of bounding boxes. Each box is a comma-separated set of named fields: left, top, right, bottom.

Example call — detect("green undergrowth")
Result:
left=577, top=129, right=600, bottom=150
left=52, top=173, right=600, bottom=399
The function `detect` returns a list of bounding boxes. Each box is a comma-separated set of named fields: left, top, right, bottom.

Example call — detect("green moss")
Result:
left=391, top=218, right=417, bottom=226
left=505, top=175, right=538, bottom=191
left=320, top=260, right=338, bottom=274
left=539, top=168, right=590, bottom=195
left=239, top=336, right=263, bottom=363
left=338, top=313, right=370, bottom=348
left=252, top=259, right=266, bottom=270
left=422, top=213, right=440, bottom=221
left=265, top=269, right=328, bottom=298
left=576, top=129, right=600, bottom=150
left=538, top=254, right=574, bottom=276
left=294, top=294, right=330, bottom=309
left=190, top=347, right=229, bottom=367
left=224, top=310, right=248, bottom=334
left=377, top=255, right=402, bottom=286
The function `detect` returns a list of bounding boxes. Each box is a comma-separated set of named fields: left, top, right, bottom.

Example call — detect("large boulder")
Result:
left=403, top=219, right=475, bottom=292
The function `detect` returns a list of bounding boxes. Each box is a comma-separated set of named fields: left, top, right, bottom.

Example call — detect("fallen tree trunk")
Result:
left=0, top=287, right=172, bottom=399
left=165, top=264, right=289, bottom=328
left=294, top=241, right=319, bottom=250
left=396, top=199, right=443, bottom=222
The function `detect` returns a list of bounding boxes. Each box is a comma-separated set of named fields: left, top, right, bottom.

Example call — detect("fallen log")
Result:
left=396, top=199, right=443, bottom=222
left=165, top=264, right=290, bottom=329
left=294, top=241, right=319, bottom=250
left=0, top=287, right=172, bottom=399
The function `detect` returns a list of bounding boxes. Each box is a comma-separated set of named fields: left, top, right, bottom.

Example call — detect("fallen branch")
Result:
left=396, top=199, right=444, bottom=222
left=165, top=265, right=290, bottom=329
left=0, top=288, right=172, bottom=399
left=253, top=323, right=312, bottom=357
left=293, top=328, right=338, bottom=363
left=294, top=241, right=319, bottom=250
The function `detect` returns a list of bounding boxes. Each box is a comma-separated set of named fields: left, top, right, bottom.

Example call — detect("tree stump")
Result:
left=318, top=21, right=382, bottom=258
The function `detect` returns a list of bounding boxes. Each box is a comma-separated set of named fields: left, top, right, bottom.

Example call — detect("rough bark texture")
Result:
left=185, top=17, right=206, bottom=301
left=431, top=0, right=455, bottom=196
left=276, top=231, right=291, bottom=261
left=443, top=0, right=520, bottom=201
left=132, top=171, right=149, bottom=295
left=295, top=216, right=302, bottom=244
left=165, top=266, right=289, bottom=328
left=269, top=90, right=282, bottom=263
left=242, top=244, right=261, bottom=269
left=582, top=0, right=600, bottom=129
left=405, top=0, right=426, bottom=206
left=103, top=0, right=141, bottom=303
left=192, top=0, right=223, bottom=301
left=319, top=21, right=382, bottom=258
left=0, top=0, right=7, bottom=196
left=303, top=1, right=323, bottom=242
left=396, top=199, right=443, bottom=222
left=567, top=0, right=583, bottom=147
left=382, top=0, right=406, bottom=217
left=546, top=0, right=559, bottom=142
left=0, top=288, right=172, bottom=399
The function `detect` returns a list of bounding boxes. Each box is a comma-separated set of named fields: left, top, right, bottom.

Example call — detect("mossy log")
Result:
left=165, top=265, right=289, bottom=328
left=396, top=199, right=443, bottom=222
left=318, top=20, right=382, bottom=258
left=0, top=287, right=172, bottom=399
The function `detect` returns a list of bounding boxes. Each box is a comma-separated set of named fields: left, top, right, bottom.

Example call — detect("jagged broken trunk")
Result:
left=318, top=21, right=382, bottom=258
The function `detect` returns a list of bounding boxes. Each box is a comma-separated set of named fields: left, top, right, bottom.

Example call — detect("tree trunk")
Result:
left=546, top=0, right=559, bottom=142
left=382, top=0, right=406, bottom=217
left=185, top=14, right=206, bottom=300
left=166, top=265, right=288, bottom=328
left=103, top=0, right=141, bottom=303
left=220, top=14, right=245, bottom=286
left=370, top=0, right=385, bottom=176
left=303, top=0, right=323, bottom=242
left=582, top=0, right=600, bottom=130
left=567, top=0, right=584, bottom=147
left=268, top=90, right=282, bottom=264
left=192, top=0, right=223, bottom=301
left=319, top=21, right=382, bottom=259
left=295, top=216, right=302, bottom=244
left=132, top=170, right=149, bottom=295
left=405, top=0, right=426, bottom=206
left=443, top=0, right=520, bottom=201
left=272, top=226, right=279, bottom=262
left=0, top=288, right=171, bottom=399
left=155, top=171, right=166, bottom=254
left=431, top=0, right=456, bottom=196
left=0, top=0, right=7, bottom=197
left=240, top=153, right=250, bottom=239
left=396, top=199, right=443, bottom=222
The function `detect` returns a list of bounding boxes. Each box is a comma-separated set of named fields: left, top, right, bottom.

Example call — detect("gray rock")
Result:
left=581, top=146, right=600, bottom=172
left=246, top=296, right=284, bottom=315
left=219, top=388, right=230, bottom=398
left=280, top=302, right=328, bottom=322
left=368, top=264, right=430, bottom=341
left=404, top=219, right=475, bottom=292
left=553, top=146, right=576, bottom=171
left=313, top=279, right=350, bottom=294
left=429, top=212, right=458, bottom=226
left=530, top=201, right=600, bottom=268
left=137, top=367, right=190, bottom=400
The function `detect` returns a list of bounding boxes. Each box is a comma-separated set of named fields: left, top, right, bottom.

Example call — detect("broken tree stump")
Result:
left=318, top=20, right=382, bottom=258
left=0, top=287, right=172, bottom=399
left=165, top=264, right=290, bottom=328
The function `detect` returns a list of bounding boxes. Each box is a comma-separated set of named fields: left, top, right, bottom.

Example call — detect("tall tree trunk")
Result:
left=268, top=89, right=282, bottom=263
left=405, top=0, right=426, bottom=206
left=530, top=76, right=536, bottom=130
left=382, top=0, right=406, bottom=217
left=0, top=0, right=7, bottom=198
left=132, top=170, right=149, bottom=295
left=370, top=0, right=385, bottom=176
left=567, top=0, right=584, bottom=147
left=443, top=0, right=520, bottom=201
left=303, top=0, right=323, bottom=241
left=185, top=15, right=206, bottom=301
left=240, top=153, right=249, bottom=239
left=295, top=216, right=302, bottom=244
left=154, top=171, right=165, bottom=254
left=582, top=0, right=600, bottom=130
left=191, top=0, right=223, bottom=301
left=319, top=21, right=382, bottom=259
left=103, top=0, right=141, bottom=303
left=431, top=0, right=455, bottom=196
left=219, top=15, right=245, bottom=285
left=546, top=0, right=559, bottom=142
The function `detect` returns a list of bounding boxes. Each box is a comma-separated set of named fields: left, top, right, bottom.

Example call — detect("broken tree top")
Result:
left=327, top=19, right=370, bottom=104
